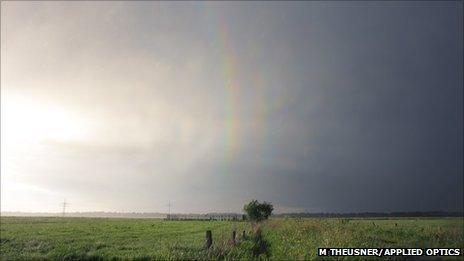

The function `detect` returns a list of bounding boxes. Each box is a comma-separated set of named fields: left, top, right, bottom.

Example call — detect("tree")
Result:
left=243, top=200, right=273, bottom=222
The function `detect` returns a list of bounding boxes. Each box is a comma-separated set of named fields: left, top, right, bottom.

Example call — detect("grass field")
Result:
left=0, top=216, right=462, bottom=260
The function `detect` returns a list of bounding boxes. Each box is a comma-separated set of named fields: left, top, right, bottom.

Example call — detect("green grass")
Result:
left=263, top=218, right=463, bottom=260
left=1, top=217, right=462, bottom=260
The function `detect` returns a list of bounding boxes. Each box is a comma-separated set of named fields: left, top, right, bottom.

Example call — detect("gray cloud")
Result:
left=1, top=2, right=462, bottom=213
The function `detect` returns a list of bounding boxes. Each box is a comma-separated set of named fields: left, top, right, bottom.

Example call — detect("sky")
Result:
left=1, top=1, right=463, bottom=214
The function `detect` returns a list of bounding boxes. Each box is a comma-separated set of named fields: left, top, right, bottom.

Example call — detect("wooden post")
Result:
left=231, top=230, right=236, bottom=245
left=205, top=230, right=212, bottom=249
left=242, top=230, right=246, bottom=238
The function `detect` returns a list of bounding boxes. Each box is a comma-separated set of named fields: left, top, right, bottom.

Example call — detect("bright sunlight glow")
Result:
left=1, top=96, right=90, bottom=148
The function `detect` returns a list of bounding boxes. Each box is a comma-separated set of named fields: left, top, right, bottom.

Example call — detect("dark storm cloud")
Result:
left=191, top=2, right=464, bottom=212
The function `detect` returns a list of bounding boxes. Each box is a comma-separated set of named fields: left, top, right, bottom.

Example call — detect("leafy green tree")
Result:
left=243, top=200, right=273, bottom=222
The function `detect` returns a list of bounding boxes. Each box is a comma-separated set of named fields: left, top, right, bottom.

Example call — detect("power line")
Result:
left=61, top=199, right=68, bottom=217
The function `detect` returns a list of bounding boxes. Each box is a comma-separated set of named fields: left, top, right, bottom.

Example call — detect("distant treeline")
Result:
left=274, top=211, right=463, bottom=218
left=1, top=212, right=243, bottom=219
left=3, top=211, right=463, bottom=219
left=1, top=212, right=166, bottom=218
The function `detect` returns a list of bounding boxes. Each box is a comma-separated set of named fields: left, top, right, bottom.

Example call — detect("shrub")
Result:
left=243, top=200, right=273, bottom=222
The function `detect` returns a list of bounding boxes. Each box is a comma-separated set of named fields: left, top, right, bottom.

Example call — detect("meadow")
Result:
left=0, top=216, right=462, bottom=260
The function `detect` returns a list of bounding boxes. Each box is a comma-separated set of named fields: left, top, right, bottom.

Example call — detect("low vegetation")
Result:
left=0, top=216, right=462, bottom=260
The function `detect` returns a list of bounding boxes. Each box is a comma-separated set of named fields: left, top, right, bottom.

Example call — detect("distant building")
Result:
left=166, top=213, right=245, bottom=221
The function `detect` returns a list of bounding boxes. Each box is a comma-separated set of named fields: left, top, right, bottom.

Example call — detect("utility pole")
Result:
left=168, top=201, right=171, bottom=220
left=61, top=199, right=67, bottom=217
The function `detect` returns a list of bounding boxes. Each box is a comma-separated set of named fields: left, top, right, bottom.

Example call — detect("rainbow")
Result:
left=193, top=3, right=269, bottom=169
left=219, top=24, right=241, bottom=164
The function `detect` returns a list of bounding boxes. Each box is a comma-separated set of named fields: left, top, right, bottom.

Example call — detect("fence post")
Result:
left=242, top=230, right=246, bottom=238
left=231, top=230, right=236, bottom=245
left=206, top=230, right=212, bottom=249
